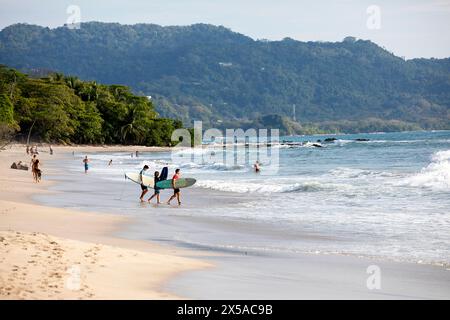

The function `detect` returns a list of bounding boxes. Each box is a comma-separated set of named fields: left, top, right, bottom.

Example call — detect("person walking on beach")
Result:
left=30, top=154, right=38, bottom=181
left=32, top=159, right=41, bottom=183
left=26, top=145, right=29, bottom=155
left=167, top=168, right=181, bottom=206
left=49, top=145, right=53, bottom=155
left=139, top=165, right=149, bottom=202
left=147, top=171, right=162, bottom=204
left=83, top=156, right=90, bottom=174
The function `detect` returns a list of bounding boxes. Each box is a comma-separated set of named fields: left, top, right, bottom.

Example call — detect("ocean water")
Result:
left=41, top=131, right=450, bottom=267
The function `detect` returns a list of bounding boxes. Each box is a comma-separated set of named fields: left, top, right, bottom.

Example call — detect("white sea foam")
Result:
left=300, top=141, right=321, bottom=148
left=271, top=144, right=292, bottom=149
left=334, top=139, right=353, bottom=146
left=402, top=150, right=450, bottom=190
left=78, top=152, right=131, bottom=161
left=173, top=147, right=216, bottom=157
left=195, top=179, right=346, bottom=194
left=330, top=167, right=396, bottom=179
left=179, top=161, right=246, bottom=171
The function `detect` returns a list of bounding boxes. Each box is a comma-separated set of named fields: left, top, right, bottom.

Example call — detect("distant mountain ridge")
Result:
left=0, top=22, right=449, bottom=132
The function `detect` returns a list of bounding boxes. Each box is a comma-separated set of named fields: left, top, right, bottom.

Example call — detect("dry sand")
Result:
left=0, top=144, right=210, bottom=299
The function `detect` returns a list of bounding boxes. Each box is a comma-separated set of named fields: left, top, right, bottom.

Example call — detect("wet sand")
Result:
left=167, top=251, right=450, bottom=299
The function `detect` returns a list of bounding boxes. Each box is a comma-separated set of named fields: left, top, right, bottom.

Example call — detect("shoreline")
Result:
left=0, top=144, right=210, bottom=299
left=1, top=143, right=449, bottom=299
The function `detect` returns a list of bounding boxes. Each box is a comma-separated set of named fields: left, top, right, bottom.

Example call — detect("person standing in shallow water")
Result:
left=254, top=161, right=261, bottom=173
left=167, top=168, right=182, bottom=206
left=83, top=156, right=90, bottom=174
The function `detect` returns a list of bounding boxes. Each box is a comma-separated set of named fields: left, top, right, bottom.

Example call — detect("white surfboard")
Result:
left=125, top=172, right=155, bottom=188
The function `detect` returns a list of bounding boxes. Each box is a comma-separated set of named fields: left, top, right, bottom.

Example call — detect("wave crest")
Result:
left=402, top=150, right=450, bottom=190
left=195, top=180, right=345, bottom=194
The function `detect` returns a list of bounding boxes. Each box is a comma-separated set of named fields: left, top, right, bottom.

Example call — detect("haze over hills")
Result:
left=1, top=22, right=449, bottom=133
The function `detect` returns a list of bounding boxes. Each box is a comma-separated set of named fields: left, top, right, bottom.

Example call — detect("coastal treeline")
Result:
left=0, top=65, right=182, bottom=145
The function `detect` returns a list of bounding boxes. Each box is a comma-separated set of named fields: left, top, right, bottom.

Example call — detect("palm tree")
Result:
left=120, top=106, right=146, bottom=144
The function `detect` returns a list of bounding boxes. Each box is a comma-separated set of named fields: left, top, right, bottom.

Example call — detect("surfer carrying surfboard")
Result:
left=147, top=171, right=162, bottom=204
left=167, top=168, right=182, bottom=206
left=139, top=165, right=149, bottom=202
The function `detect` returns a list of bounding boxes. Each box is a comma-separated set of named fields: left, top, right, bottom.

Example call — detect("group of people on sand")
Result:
left=26, top=145, right=48, bottom=182
left=26, top=145, right=38, bottom=155
left=25, top=144, right=55, bottom=182
left=139, top=165, right=182, bottom=206
left=26, top=145, right=53, bottom=156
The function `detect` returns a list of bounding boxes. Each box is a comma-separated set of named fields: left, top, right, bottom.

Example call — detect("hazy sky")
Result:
left=1, top=0, right=449, bottom=59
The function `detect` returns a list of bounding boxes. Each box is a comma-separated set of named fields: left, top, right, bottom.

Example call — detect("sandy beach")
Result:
left=0, top=144, right=209, bottom=299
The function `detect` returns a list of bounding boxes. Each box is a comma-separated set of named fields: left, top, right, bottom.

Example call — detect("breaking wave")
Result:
left=195, top=179, right=348, bottom=194
left=402, top=150, right=450, bottom=190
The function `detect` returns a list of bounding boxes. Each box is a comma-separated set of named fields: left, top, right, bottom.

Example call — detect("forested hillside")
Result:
left=1, top=22, right=449, bottom=132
